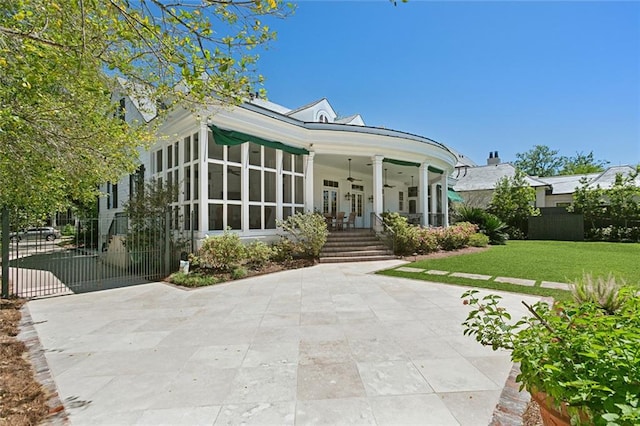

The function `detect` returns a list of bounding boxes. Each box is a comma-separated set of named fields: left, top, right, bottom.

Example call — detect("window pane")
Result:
left=265, top=206, right=276, bottom=229
left=283, top=174, right=292, bottom=203
left=183, top=204, right=191, bottom=230
left=193, top=204, right=199, bottom=231
left=208, top=130, right=223, bottom=160
left=282, top=207, right=292, bottom=221
left=184, top=136, right=191, bottom=163
left=249, top=143, right=261, bottom=166
left=167, top=144, right=173, bottom=168
left=208, top=204, right=223, bottom=230
left=156, top=150, right=163, bottom=172
left=264, top=171, right=276, bottom=203
left=295, top=155, right=303, bottom=173
left=174, top=142, right=179, bottom=167
left=173, top=172, right=179, bottom=202
left=227, top=204, right=241, bottom=230
left=228, top=144, right=241, bottom=163
left=227, top=166, right=241, bottom=200
left=283, top=153, right=291, bottom=171
left=184, top=166, right=191, bottom=201
left=264, top=146, right=276, bottom=169
left=174, top=206, right=179, bottom=230
left=208, top=163, right=223, bottom=200
left=249, top=205, right=261, bottom=229
left=167, top=171, right=172, bottom=195
left=295, top=206, right=304, bottom=215
left=295, top=176, right=304, bottom=204
left=193, top=133, right=199, bottom=160
left=194, top=164, right=199, bottom=200
left=249, top=169, right=261, bottom=201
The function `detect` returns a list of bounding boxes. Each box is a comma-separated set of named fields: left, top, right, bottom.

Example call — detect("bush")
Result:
left=415, top=227, right=438, bottom=254
left=168, top=271, right=220, bottom=287
left=277, top=212, right=328, bottom=259
left=456, top=205, right=508, bottom=245
left=231, top=267, right=248, bottom=280
left=382, top=212, right=419, bottom=255
left=61, top=223, right=76, bottom=236
left=571, top=273, right=629, bottom=315
left=245, top=240, right=274, bottom=269
left=468, top=232, right=489, bottom=247
left=199, top=228, right=246, bottom=271
left=271, top=237, right=299, bottom=262
left=434, top=222, right=477, bottom=251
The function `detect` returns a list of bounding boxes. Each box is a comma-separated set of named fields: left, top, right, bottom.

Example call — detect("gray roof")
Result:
left=587, top=165, right=639, bottom=189
left=538, top=173, right=599, bottom=195
left=452, top=163, right=548, bottom=191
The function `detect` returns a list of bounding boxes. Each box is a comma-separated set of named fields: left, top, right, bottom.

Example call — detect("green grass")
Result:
left=378, top=240, right=640, bottom=298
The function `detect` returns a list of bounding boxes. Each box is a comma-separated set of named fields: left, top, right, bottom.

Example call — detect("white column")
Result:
left=372, top=155, right=384, bottom=216
left=276, top=150, right=283, bottom=223
left=199, top=120, right=208, bottom=238
left=441, top=173, right=449, bottom=227
left=304, top=152, right=315, bottom=212
left=241, top=143, right=249, bottom=232
left=419, top=163, right=429, bottom=227
left=430, top=183, right=438, bottom=225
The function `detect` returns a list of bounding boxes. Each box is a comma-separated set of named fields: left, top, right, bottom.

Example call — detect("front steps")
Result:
left=319, top=229, right=395, bottom=263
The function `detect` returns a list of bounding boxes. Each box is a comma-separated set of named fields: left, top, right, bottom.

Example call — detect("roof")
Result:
left=538, top=173, right=599, bottom=195
left=335, top=114, right=365, bottom=126
left=284, top=97, right=332, bottom=116
left=452, top=163, right=548, bottom=191
left=586, top=165, right=639, bottom=189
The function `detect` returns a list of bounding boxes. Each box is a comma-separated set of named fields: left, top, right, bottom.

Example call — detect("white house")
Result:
left=99, top=95, right=459, bottom=248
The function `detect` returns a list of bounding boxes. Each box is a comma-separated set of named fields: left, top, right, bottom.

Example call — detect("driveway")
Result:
left=27, top=261, right=540, bottom=425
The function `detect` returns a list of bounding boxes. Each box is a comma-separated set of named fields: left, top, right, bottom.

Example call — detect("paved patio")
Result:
left=27, top=261, right=540, bottom=425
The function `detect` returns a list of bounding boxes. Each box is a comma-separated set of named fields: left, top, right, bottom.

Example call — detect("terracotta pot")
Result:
left=531, top=391, right=590, bottom=426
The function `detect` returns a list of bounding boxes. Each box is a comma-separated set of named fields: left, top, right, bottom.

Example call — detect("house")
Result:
left=452, top=152, right=638, bottom=209
left=452, top=152, right=549, bottom=208
left=99, top=95, right=459, bottom=249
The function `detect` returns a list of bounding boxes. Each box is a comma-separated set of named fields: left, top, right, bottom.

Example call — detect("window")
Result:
left=323, top=180, right=339, bottom=188
left=184, top=136, right=191, bottom=163
left=193, top=133, right=199, bottom=160
left=156, top=150, right=163, bottom=172
left=194, top=164, right=199, bottom=200
left=408, top=186, right=418, bottom=198
left=174, top=142, right=179, bottom=167
left=183, top=204, right=191, bottom=230
left=167, top=144, right=173, bottom=168
left=399, top=191, right=404, bottom=211
left=118, top=98, right=126, bottom=121
left=208, top=130, right=223, bottom=160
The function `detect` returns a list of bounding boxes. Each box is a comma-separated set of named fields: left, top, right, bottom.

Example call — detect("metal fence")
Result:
left=1, top=209, right=188, bottom=299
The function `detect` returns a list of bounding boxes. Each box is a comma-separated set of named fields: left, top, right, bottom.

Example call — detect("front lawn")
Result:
left=379, top=240, right=640, bottom=298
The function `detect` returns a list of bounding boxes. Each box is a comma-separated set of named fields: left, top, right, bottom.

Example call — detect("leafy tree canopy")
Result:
left=0, top=0, right=292, bottom=219
left=514, top=145, right=608, bottom=177
left=488, top=170, right=539, bottom=239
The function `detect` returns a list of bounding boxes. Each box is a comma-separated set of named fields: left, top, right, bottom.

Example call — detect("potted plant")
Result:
left=461, top=275, right=640, bottom=426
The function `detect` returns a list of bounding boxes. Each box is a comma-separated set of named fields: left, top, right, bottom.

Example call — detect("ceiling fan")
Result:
left=384, top=168, right=395, bottom=188
left=346, top=158, right=362, bottom=182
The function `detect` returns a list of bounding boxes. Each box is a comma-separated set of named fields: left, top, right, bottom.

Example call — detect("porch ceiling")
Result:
left=315, top=154, right=428, bottom=186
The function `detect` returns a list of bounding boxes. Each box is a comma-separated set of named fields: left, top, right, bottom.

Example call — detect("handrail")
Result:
left=370, top=212, right=396, bottom=255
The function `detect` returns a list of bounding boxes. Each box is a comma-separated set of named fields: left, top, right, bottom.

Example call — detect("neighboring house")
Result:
left=99, top=95, right=459, bottom=249
left=452, top=152, right=638, bottom=209
left=452, top=152, right=549, bottom=208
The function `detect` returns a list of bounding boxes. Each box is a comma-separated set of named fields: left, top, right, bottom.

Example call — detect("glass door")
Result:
left=351, top=192, right=364, bottom=228
left=323, top=189, right=338, bottom=217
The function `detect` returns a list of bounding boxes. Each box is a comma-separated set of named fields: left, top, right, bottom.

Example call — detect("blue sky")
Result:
left=255, top=1, right=639, bottom=167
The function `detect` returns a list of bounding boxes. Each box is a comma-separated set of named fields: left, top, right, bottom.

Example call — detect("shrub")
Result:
left=468, top=233, right=489, bottom=247
left=168, top=271, right=220, bottom=287
left=61, top=223, right=76, bottom=236
left=571, top=273, right=629, bottom=315
left=199, top=228, right=246, bottom=271
left=231, top=267, right=248, bottom=280
left=434, top=222, right=477, bottom=251
left=456, top=205, right=508, bottom=245
left=271, top=237, right=299, bottom=262
left=382, top=212, right=419, bottom=255
left=277, top=212, right=328, bottom=259
left=415, top=227, right=438, bottom=254
left=245, top=240, right=274, bottom=269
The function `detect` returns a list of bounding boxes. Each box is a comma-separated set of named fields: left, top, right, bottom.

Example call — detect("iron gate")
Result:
left=1, top=212, right=187, bottom=299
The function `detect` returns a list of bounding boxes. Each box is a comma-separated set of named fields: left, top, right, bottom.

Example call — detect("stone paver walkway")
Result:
left=27, top=261, right=542, bottom=425
left=411, top=268, right=571, bottom=291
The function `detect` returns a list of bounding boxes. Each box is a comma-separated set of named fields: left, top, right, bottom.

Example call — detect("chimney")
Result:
left=487, top=150, right=500, bottom=165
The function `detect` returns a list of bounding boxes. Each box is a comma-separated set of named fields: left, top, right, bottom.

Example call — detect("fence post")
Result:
left=1, top=206, right=9, bottom=298
left=164, top=208, right=171, bottom=277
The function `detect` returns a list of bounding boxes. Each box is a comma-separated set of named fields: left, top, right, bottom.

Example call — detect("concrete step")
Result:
left=320, top=249, right=393, bottom=258
left=321, top=245, right=389, bottom=253
left=319, top=255, right=397, bottom=263
left=323, top=241, right=387, bottom=248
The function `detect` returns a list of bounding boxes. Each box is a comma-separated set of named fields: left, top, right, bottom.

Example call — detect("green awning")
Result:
left=209, top=124, right=309, bottom=156
left=447, top=189, right=464, bottom=203
left=382, top=158, right=444, bottom=174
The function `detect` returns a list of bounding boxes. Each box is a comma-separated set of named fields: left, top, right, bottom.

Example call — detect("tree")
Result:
left=488, top=170, right=539, bottom=239
left=0, top=0, right=291, bottom=219
left=514, top=145, right=565, bottom=177
left=559, top=151, right=609, bottom=175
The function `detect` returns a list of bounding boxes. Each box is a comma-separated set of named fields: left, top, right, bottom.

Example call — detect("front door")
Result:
left=351, top=191, right=364, bottom=228
left=323, top=189, right=338, bottom=217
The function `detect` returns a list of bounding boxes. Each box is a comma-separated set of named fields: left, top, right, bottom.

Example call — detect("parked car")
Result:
left=9, top=227, right=61, bottom=242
